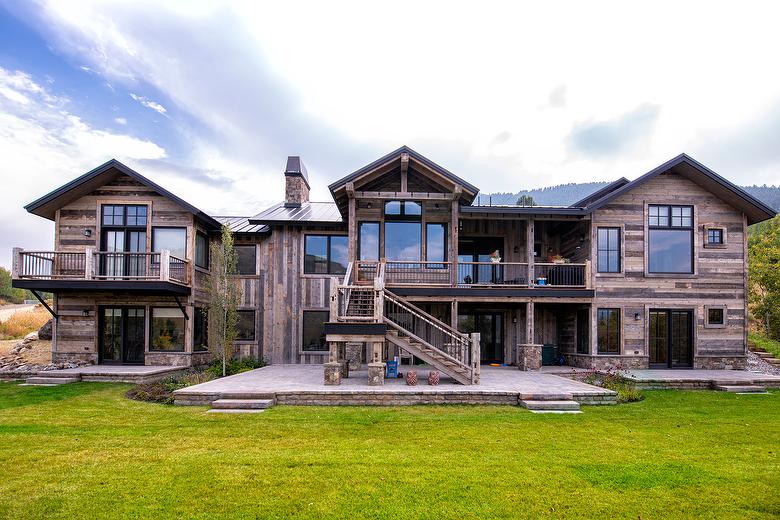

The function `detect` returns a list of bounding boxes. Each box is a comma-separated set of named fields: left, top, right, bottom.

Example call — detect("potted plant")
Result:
left=489, top=250, right=502, bottom=264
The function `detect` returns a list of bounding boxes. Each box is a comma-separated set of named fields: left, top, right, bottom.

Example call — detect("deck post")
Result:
left=450, top=191, right=460, bottom=286
left=329, top=277, right=339, bottom=320
left=84, top=247, right=94, bottom=280
left=470, top=332, right=480, bottom=384
left=11, top=247, right=21, bottom=278
left=160, top=249, right=171, bottom=281
left=585, top=259, right=592, bottom=289
left=526, top=219, right=535, bottom=287
left=324, top=340, right=342, bottom=385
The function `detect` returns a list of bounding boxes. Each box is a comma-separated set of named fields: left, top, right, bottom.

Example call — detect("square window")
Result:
left=150, top=308, right=185, bottom=351
left=236, top=310, right=255, bottom=340
left=707, top=228, right=724, bottom=245
left=706, top=307, right=725, bottom=327
left=304, top=235, right=347, bottom=274
left=302, top=311, right=329, bottom=351
left=235, top=245, right=257, bottom=275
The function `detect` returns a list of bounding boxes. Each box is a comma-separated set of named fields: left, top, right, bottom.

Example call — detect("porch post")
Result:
left=517, top=301, right=542, bottom=371
left=84, top=247, right=94, bottom=280
left=324, top=340, right=342, bottom=385
left=347, top=183, right=357, bottom=264
left=329, top=277, right=339, bottom=320
left=450, top=187, right=461, bottom=286
left=526, top=219, right=534, bottom=287
left=367, top=340, right=385, bottom=386
left=11, top=247, right=21, bottom=278
left=160, top=249, right=171, bottom=281
left=470, top=332, right=480, bottom=384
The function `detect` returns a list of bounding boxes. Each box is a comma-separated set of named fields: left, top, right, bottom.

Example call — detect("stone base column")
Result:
left=517, top=343, right=542, bottom=371
left=367, top=362, right=385, bottom=386
left=345, top=342, right=363, bottom=371
left=324, top=362, right=342, bottom=385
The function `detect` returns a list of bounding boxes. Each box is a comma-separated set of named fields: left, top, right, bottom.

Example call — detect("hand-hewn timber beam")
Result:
left=400, top=153, right=409, bottom=192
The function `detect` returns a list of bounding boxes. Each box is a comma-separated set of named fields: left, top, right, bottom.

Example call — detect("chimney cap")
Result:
left=284, top=156, right=310, bottom=189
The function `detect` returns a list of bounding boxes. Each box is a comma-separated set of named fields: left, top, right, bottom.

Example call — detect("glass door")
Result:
left=458, top=238, right=504, bottom=284
left=99, top=307, right=146, bottom=365
left=458, top=312, right=504, bottom=364
left=649, top=309, right=692, bottom=368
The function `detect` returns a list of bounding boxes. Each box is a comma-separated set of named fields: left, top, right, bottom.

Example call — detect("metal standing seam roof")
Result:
left=213, top=216, right=269, bottom=234
left=248, top=201, right=343, bottom=225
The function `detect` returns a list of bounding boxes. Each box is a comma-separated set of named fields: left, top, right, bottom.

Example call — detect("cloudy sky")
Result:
left=1, top=1, right=780, bottom=267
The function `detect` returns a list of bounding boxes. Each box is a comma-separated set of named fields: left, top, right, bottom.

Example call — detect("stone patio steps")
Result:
left=519, top=392, right=581, bottom=413
left=714, top=384, right=767, bottom=394
left=211, top=398, right=275, bottom=410
left=207, top=409, right=265, bottom=414
left=24, top=376, right=80, bottom=385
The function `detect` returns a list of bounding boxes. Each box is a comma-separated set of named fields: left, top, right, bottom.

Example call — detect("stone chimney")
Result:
left=284, top=156, right=310, bottom=207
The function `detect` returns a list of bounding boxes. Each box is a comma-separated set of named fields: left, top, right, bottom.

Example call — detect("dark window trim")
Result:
left=304, top=234, right=348, bottom=275
left=100, top=204, right=148, bottom=228
left=597, top=226, right=621, bottom=273
left=148, top=306, right=186, bottom=352
left=647, top=204, right=694, bottom=274
left=193, top=307, right=208, bottom=351
left=384, top=200, right=422, bottom=221
left=236, top=309, right=256, bottom=341
left=597, top=308, right=621, bottom=355
left=234, top=244, right=258, bottom=276
left=151, top=226, right=188, bottom=259
left=195, top=232, right=210, bottom=269
left=358, top=221, right=381, bottom=261
left=301, top=309, right=330, bottom=353
left=425, top=222, right=448, bottom=262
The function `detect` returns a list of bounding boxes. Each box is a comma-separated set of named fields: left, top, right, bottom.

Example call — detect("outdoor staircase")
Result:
left=519, top=393, right=582, bottom=413
left=334, top=261, right=480, bottom=385
left=713, top=383, right=768, bottom=394
left=207, top=398, right=275, bottom=413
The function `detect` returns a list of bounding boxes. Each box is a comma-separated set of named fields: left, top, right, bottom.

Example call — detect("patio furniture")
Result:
left=386, top=359, right=399, bottom=379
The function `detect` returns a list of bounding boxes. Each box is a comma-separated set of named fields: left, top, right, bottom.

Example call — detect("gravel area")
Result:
left=746, top=350, right=780, bottom=375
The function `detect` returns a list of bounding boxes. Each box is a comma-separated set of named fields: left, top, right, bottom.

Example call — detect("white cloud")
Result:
left=129, top=93, right=167, bottom=115
left=114, top=116, right=127, bottom=125
left=0, top=66, right=167, bottom=267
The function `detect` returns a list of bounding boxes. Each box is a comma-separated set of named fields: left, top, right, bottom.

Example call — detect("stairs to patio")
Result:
left=713, top=384, right=768, bottom=394
left=207, top=398, right=276, bottom=413
left=24, top=372, right=82, bottom=386
left=519, top=393, right=582, bottom=413
left=385, top=329, right=474, bottom=385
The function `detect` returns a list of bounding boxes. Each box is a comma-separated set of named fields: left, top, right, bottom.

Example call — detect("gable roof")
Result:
left=248, top=201, right=343, bottom=226
left=328, top=146, right=480, bottom=214
left=25, top=159, right=222, bottom=230
left=580, top=153, right=776, bottom=225
left=570, top=177, right=630, bottom=208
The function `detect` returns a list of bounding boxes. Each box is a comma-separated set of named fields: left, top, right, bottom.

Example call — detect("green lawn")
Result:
left=750, top=332, right=780, bottom=359
left=0, top=383, right=778, bottom=519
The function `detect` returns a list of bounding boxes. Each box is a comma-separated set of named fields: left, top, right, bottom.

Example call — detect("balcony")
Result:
left=350, top=260, right=591, bottom=292
left=11, top=248, right=191, bottom=295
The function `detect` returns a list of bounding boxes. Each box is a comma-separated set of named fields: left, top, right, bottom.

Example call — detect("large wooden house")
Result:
left=12, top=147, right=775, bottom=383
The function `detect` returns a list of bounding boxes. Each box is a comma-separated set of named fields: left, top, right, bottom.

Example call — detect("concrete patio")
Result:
left=173, top=364, right=617, bottom=406
left=29, top=365, right=188, bottom=384
left=622, top=369, right=780, bottom=390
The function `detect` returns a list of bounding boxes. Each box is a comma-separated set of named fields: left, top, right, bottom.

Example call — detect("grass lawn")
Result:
left=750, top=332, right=780, bottom=359
left=0, top=383, right=778, bottom=519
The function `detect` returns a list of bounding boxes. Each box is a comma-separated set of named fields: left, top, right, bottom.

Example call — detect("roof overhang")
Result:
left=24, top=159, right=222, bottom=230
left=582, top=154, right=776, bottom=225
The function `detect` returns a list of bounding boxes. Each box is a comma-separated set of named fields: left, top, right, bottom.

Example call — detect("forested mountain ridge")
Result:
left=477, top=183, right=780, bottom=210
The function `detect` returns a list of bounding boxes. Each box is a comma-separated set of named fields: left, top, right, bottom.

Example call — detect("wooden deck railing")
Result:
left=12, top=248, right=190, bottom=285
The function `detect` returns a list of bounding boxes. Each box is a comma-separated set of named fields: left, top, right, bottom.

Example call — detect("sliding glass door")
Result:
left=99, top=307, right=145, bottom=365
left=649, top=309, right=693, bottom=368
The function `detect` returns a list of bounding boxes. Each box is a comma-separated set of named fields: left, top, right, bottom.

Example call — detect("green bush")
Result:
left=600, top=374, right=644, bottom=404
left=126, top=371, right=215, bottom=405
left=205, top=357, right=266, bottom=378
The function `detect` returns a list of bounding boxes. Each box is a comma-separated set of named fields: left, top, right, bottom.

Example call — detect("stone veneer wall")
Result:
left=694, top=356, right=746, bottom=370
left=563, top=353, right=648, bottom=370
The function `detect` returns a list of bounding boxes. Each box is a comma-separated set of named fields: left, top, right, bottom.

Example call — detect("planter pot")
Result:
left=406, top=370, right=418, bottom=386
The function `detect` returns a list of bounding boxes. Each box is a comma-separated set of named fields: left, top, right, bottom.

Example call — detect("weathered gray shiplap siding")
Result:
left=590, top=171, right=747, bottom=366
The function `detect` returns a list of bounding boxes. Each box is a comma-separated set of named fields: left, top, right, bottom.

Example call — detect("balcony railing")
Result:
left=345, top=259, right=590, bottom=288
left=13, top=248, right=190, bottom=285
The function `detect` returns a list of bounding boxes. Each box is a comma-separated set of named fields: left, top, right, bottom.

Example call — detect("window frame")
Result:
left=100, top=204, right=148, bottom=228
left=358, top=221, right=381, bottom=261
left=195, top=232, right=210, bottom=269
left=596, top=308, right=621, bottom=355
left=234, top=244, right=257, bottom=276
left=303, top=234, right=349, bottom=275
left=235, top=309, right=256, bottom=341
left=193, top=307, right=208, bottom=351
left=151, top=226, right=188, bottom=260
left=148, top=307, right=186, bottom=352
left=704, top=305, right=727, bottom=329
left=301, top=310, right=330, bottom=353
left=596, top=226, right=622, bottom=274
left=703, top=225, right=727, bottom=248
left=425, top=222, right=448, bottom=263
left=647, top=204, right=695, bottom=275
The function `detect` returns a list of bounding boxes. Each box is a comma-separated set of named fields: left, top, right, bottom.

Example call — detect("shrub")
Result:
left=205, top=357, right=265, bottom=378
left=0, top=308, right=51, bottom=339
left=126, top=371, right=215, bottom=405
left=599, top=374, right=644, bottom=404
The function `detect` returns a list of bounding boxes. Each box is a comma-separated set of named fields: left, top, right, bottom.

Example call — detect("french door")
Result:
left=99, top=307, right=145, bottom=365
left=101, top=230, right=147, bottom=277
left=457, top=238, right=504, bottom=284
left=649, top=309, right=693, bottom=368
left=458, top=312, right=504, bottom=364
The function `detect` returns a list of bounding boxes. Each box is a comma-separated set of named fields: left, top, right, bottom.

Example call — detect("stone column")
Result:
left=324, top=340, right=342, bottom=385
left=367, top=340, right=385, bottom=386
left=345, top=341, right=363, bottom=371
left=517, top=343, right=542, bottom=371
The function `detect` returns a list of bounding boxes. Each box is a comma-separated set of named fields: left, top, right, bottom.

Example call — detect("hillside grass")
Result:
left=0, top=308, right=50, bottom=340
left=749, top=332, right=780, bottom=359
left=0, top=383, right=778, bottom=519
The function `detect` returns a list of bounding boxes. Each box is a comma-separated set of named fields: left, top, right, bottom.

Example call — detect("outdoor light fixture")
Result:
left=513, top=245, right=519, bottom=254
left=83, top=229, right=92, bottom=237
left=366, top=202, right=372, bottom=209
left=82, top=309, right=90, bottom=317
left=634, top=313, right=641, bottom=321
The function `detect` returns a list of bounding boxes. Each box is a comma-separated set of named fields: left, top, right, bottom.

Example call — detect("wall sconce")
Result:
left=434, top=203, right=440, bottom=209
left=366, top=202, right=372, bottom=209
left=513, top=246, right=519, bottom=254
left=83, top=229, right=92, bottom=237
left=82, top=309, right=91, bottom=317
left=634, top=313, right=641, bottom=321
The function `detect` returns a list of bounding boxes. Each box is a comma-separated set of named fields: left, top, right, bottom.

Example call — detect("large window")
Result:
left=359, top=222, right=380, bottom=261
left=648, top=205, right=693, bottom=274
left=597, top=308, right=620, bottom=354
left=150, top=308, right=185, bottom=351
left=100, top=205, right=147, bottom=277
left=152, top=227, right=187, bottom=259
left=426, top=223, right=447, bottom=262
left=235, top=245, right=257, bottom=275
left=195, top=232, right=209, bottom=269
left=302, top=311, right=329, bottom=352
left=304, top=235, right=348, bottom=274
left=597, top=227, right=621, bottom=273
left=236, top=310, right=255, bottom=341
left=194, top=308, right=208, bottom=351
left=384, top=200, right=422, bottom=261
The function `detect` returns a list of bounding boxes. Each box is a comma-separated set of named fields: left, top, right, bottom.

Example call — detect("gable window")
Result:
left=705, top=306, right=726, bottom=328
left=358, top=222, right=380, bottom=261
left=101, top=204, right=148, bottom=227
left=302, top=310, right=329, bottom=351
left=235, top=245, right=257, bottom=275
left=304, top=235, right=348, bottom=274
left=152, top=227, right=187, bottom=260
left=706, top=228, right=724, bottom=246
left=384, top=201, right=422, bottom=261
left=597, top=227, right=621, bottom=273
left=195, top=232, right=209, bottom=269
left=648, top=205, right=693, bottom=274
left=597, top=308, right=620, bottom=354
